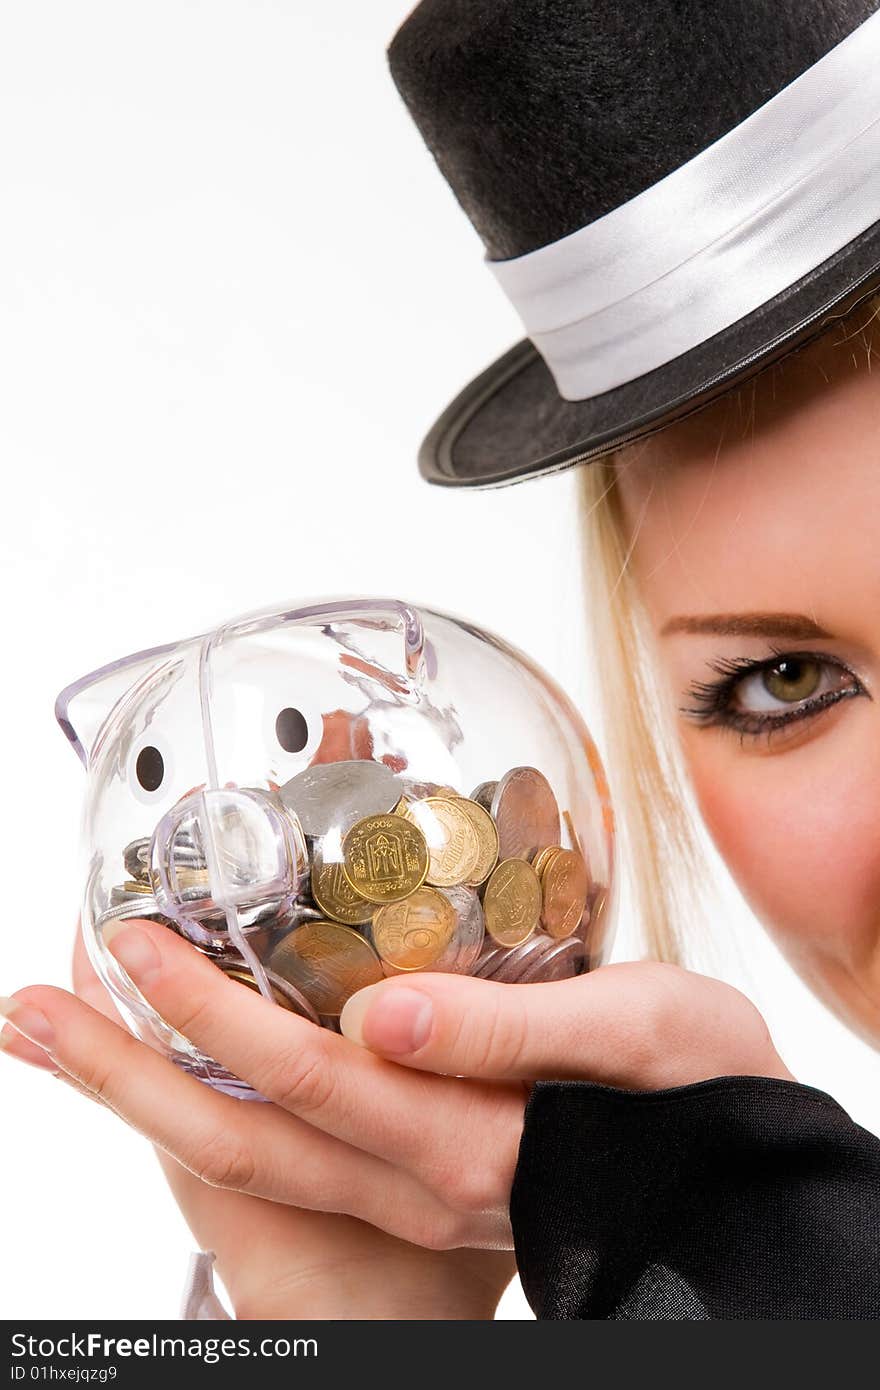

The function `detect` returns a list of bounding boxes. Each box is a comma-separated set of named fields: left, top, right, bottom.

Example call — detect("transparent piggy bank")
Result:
left=57, top=598, right=616, bottom=1097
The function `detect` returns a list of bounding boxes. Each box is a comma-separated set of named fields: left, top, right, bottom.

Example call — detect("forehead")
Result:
left=614, top=326, right=880, bottom=623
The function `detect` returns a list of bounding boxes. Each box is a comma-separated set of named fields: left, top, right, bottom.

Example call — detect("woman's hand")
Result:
left=0, top=928, right=514, bottom=1320
left=1, top=918, right=792, bottom=1260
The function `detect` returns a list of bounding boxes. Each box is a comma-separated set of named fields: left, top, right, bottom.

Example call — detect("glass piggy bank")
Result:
left=57, top=597, right=616, bottom=1097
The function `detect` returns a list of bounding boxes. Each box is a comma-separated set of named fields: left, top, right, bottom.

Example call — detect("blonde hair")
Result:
left=579, top=296, right=880, bottom=967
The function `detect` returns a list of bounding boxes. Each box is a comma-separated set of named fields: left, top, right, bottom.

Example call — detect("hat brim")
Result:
left=419, top=222, right=880, bottom=488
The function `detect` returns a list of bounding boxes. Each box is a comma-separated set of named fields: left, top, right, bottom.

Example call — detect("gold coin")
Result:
left=451, top=797, right=499, bottom=885
left=121, top=879, right=154, bottom=896
left=268, top=921, right=384, bottom=1016
left=540, top=848, right=589, bottom=940
left=311, top=851, right=374, bottom=925
left=482, top=858, right=542, bottom=947
left=372, top=886, right=456, bottom=970
left=220, top=964, right=321, bottom=1024
left=402, top=797, right=479, bottom=888
left=530, top=846, right=561, bottom=882
left=341, top=814, right=429, bottom=904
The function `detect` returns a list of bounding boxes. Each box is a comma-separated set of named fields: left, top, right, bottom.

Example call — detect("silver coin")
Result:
left=99, top=893, right=166, bottom=926
left=484, top=932, right=555, bottom=983
left=122, top=838, right=152, bottom=881
left=491, top=767, right=561, bottom=861
left=470, top=781, right=498, bottom=813
left=472, top=944, right=506, bottom=978
left=433, top=885, right=485, bottom=973
left=516, top=937, right=584, bottom=983
left=279, top=759, right=401, bottom=838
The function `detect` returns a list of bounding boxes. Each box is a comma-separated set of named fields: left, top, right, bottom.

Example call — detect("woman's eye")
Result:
left=683, top=651, right=864, bottom=738
left=275, top=707, right=309, bottom=753
left=135, top=744, right=165, bottom=791
left=732, top=657, right=828, bottom=712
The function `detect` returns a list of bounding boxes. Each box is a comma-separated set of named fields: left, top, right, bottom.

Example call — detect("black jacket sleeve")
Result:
left=509, top=1077, right=880, bottom=1319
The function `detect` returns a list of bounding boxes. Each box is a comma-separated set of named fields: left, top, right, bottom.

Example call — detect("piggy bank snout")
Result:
left=149, top=787, right=305, bottom=928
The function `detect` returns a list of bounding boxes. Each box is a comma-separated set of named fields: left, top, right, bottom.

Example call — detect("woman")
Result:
left=2, top=0, right=880, bottom=1319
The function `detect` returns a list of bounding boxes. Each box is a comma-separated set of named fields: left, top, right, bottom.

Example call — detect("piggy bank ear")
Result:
left=55, top=643, right=177, bottom=767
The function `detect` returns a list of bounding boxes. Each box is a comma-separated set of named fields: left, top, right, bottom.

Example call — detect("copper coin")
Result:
left=482, top=858, right=542, bottom=947
left=268, top=920, right=384, bottom=1015
left=491, top=767, right=561, bottom=861
left=541, top=848, right=589, bottom=939
left=341, top=814, right=429, bottom=904
left=373, top=886, right=456, bottom=971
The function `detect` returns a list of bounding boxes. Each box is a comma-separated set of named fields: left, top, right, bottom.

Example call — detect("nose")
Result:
left=149, top=787, right=306, bottom=946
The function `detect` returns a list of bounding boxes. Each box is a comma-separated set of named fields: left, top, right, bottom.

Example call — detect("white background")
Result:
left=0, top=1, right=876, bottom=1322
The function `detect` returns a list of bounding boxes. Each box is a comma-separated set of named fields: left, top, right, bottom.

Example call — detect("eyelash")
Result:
left=682, top=649, right=865, bottom=741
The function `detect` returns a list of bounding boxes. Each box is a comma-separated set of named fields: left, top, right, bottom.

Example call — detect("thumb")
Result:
left=339, top=968, right=608, bottom=1080
left=338, top=962, right=794, bottom=1086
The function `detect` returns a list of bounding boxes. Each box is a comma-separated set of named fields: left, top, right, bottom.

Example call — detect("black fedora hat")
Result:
left=389, top=0, right=880, bottom=488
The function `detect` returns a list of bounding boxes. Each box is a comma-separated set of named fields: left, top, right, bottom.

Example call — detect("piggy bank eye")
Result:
left=136, top=745, right=165, bottom=791
left=129, top=735, right=173, bottom=804
left=275, top=707, right=309, bottom=754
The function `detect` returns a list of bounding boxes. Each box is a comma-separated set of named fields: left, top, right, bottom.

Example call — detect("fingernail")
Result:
left=104, top=924, right=162, bottom=989
left=0, top=1024, right=58, bottom=1072
left=340, top=985, right=433, bottom=1055
left=0, top=996, right=56, bottom=1052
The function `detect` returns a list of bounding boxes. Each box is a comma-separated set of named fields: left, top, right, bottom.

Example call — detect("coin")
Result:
left=280, top=760, right=401, bottom=838
left=451, top=797, right=498, bottom=885
left=311, top=849, right=374, bottom=925
left=373, top=886, right=456, bottom=970
left=403, top=797, right=479, bottom=888
left=491, top=767, right=561, bottom=860
left=399, top=778, right=460, bottom=801
left=540, top=848, right=589, bottom=939
left=470, top=781, right=497, bottom=813
left=434, top=885, right=485, bottom=972
left=531, top=846, right=560, bottom=881
left=482, top=858, right=542, bottom=947
left=483, top=928, right=553, bottom=984
left=517, top=937, right=584, bottom=983
left=268, top=920, right=385, bottom=1015
left=123, top=838, right=151, bottom=882
left=341, top=814, right=429, bottom=904
left=472, top=943, right=507, bottom=978
left=219, top=962, right=321, bottom=1025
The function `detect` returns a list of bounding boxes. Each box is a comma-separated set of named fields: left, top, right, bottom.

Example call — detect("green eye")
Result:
left=763, top=658, right=822, bottom=704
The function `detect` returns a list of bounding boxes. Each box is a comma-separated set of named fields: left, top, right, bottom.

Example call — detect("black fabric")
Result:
left=509, top=1077, right=880, bottom=1320
left=389, top=0, right=880, bottom=260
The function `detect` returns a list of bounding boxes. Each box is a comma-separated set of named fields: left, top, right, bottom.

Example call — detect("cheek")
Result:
left=683, top=716, right=880, bottom=971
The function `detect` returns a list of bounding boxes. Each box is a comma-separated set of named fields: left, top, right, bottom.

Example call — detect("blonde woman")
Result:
left=3, top=1, right=880, bottom=1320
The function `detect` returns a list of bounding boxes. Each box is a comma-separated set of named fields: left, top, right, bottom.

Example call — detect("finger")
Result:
left=72, top=920, right=121, bottom=1022
left=338, top=960, right=780, bottom=1085
left=0, top=1019, right=57, bottom=1072
left=0, top=984, right=457, bottom=1244
left=102, top=918, right=523, bottom=1179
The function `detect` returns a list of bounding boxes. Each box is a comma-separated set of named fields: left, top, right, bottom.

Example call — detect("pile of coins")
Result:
left=105, top=762, right=608, bottom=1030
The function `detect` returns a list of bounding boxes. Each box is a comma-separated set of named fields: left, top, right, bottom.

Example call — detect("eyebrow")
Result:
left=660, top=612, right=833, bottom=639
